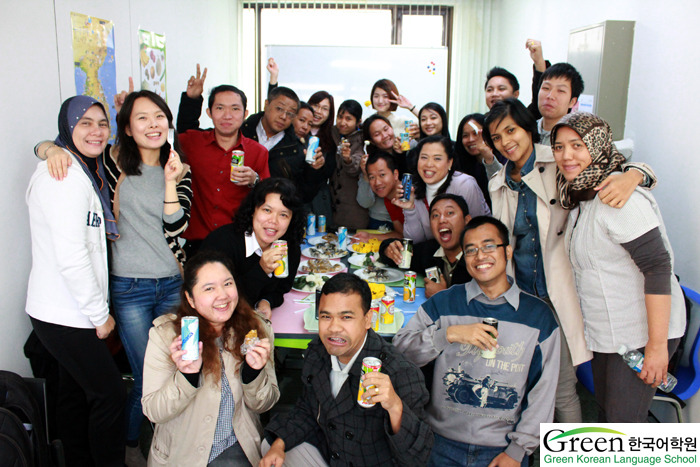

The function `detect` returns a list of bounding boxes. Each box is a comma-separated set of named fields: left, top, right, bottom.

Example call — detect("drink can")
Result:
left=181, top=317, right=199, bottom=361
left=337, top=226, right=348, bottom=249
left=400, top=132, right=411, bottom=151
left=314, top=290, right=322, bottom=320
left=380, top=296, right=395, bottom=325
left=425, top=266, right=440, bottom=283
left=404, top=120, right=413, bottom=131
left=398, top=238, right=413, bottom=269
left=403, top=271, right=416, bottom=303
left=317, top=215, right=326, bottom=233
left=481, top=317, right=498, bottom=359
left=306, top=136, right=320, bottom=164
left=230, top=150, right=245, bottom=184
left=337, top=137, right=348, bottom=155
left=370, top=300, right=381, bottom=331
left=307, top=213, right=316, bottom=236
left=272, top=240, right=289, bottom=278
left=357, top=357, right=382, bottom=407
left=401, top=173, right=412, bottom=201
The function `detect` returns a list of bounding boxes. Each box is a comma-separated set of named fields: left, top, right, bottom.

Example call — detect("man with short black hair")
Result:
left=536, top=62, right=584, bottom=144
left=261, top=273, right=433, bottom=467
left=175, top=64, right=270, bottom=256
left=379, top=193, right=472, bottom=298
left=394, top=216, right=560, bottom=467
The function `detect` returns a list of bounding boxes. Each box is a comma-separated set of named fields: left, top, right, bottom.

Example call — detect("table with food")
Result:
left=269, top=227, right=430, bottom=348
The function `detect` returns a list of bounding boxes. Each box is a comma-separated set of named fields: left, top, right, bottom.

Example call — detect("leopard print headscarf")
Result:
left=551, top=112, right=627, bottom=209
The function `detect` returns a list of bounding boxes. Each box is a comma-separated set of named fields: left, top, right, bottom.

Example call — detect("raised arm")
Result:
left=525, top=39, right=550, bottom=120
left=176, top=64, right=208, bottom=132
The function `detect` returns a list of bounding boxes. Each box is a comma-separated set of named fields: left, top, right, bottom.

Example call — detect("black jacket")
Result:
left=265, top=329, right=433, bottom=466
left=379, top=238, right=471, bottom=287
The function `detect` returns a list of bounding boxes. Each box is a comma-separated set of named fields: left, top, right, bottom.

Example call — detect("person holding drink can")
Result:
left=379, top=194, right=473, bottom=298
left=393, top=135, right=490, bottom=244
left=394, top=217, right=560, bottom=467
left=260, top=273, right=433, bottom=467
left=201, top=178, right=304, bottom=319
left=142, top=251, right=279, bottom=466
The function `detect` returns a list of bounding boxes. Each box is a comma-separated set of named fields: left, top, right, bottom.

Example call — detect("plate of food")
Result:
left=307, top=232, right=339, bottom=246
left=348, top=252, right=386, bottom=269
left=348, top=238, right=381, bottom=253
left=302, top=242, right=348, bottom=259
left=298, top=259, right=346, bottom=275
left=353, top=265, right=403, bottom=284
left=292, top=274, right=331, bottom=293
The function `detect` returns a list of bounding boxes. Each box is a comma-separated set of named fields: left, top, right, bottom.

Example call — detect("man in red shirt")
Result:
left=176, top=65, right=270, bottom=257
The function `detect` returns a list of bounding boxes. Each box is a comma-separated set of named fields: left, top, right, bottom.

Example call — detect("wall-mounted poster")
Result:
left=138, top=29, right=167, bottom=101
left=71, top=12, right=117, bottom=141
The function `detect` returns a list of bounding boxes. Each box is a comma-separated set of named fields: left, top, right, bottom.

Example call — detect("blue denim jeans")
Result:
left=428, top=434, right=528, bottom=467
left=110, top=274, right=182, bottom=442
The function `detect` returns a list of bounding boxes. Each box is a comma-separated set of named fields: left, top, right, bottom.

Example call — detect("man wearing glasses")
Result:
left=241, top=85, right=326, bottom=203
left=393, top=216, right=560, bottom=467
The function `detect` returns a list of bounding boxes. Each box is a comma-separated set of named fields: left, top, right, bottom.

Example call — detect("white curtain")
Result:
left=448, top=0, right=493, bottom=135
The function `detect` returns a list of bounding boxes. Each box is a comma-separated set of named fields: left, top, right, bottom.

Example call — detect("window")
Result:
left=241, top=3, right=452, bottom=110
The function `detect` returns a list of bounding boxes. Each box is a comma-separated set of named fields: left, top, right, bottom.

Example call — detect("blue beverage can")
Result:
left=337, top=226, right=348, bottom=249
left=306, top=136, right=320, bottom=164
left=401, top=173, right=412, bottom=201
left=307, top=213, right=316, bottom=236
left=181, top=317, right=199, bottom=361
left=317, top=215, right=326, bottom=233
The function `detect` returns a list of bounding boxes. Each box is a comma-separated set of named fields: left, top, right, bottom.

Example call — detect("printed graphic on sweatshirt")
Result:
left=86, top=210, right=102, bottom=228
left=443, top=367, right=519, bottom=410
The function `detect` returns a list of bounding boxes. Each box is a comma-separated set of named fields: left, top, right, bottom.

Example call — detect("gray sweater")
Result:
left=393, top=279, right=560, bottom=462
left=111, top=164, right=184, bottom=277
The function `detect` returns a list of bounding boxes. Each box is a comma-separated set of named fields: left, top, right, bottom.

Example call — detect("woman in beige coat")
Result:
left=484, top=98, right=653, bottom=423
left=142, top=251, right=279, bottom=466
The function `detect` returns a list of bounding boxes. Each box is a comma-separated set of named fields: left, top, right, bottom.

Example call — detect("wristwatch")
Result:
left=249, top=172, right=260, bottom=188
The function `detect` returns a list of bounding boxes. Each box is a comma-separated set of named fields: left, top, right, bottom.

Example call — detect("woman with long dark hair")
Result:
left=306, top=91, right=338, bottom=227
left=109, top=91, right=192, bottom=454
left=453, top=113, right=498, bottom=205
left=142, top=250, right=279, bottom=465
left=201, top=177, right=304, bottom=319
left=369, top=78, right=419, bottom=135
left=551, top=112, right=685, bottom=422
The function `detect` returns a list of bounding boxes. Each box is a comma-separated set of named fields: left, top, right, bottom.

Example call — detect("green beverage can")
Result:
left=230, top=150, right=245, bottom=183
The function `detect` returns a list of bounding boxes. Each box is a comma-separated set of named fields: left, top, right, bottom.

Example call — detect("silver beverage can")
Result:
left=398, top=238, right=413, bottom=269
left=481, top=317, right=498, bottom=359
left=306, top=136, right=320, bottom=164
left=317, top=215, right=326, bottom=233
left=181, top=316, right=199, bottom=361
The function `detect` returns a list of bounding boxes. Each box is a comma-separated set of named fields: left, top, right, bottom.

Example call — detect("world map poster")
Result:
left=70, top=12, right=117, bottom=142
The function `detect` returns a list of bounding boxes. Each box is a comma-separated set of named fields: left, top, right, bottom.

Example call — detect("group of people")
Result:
left=24, top=37, right=685, bottom=467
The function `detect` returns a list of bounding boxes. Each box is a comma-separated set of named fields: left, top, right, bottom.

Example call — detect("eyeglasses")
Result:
left=464, top=243, right=506, bottom=257
left=312, top=104, right=330, bottom=113
left=274, top=106, right=297, bottom=120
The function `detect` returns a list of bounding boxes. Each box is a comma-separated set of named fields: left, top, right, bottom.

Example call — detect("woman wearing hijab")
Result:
left=25, top=96, right=126, bottom=466
left=551, top=112, right=686, bottom=422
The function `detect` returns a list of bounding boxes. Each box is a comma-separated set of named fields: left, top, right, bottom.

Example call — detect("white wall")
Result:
left=0, top=0, right=237, bottom=376
left=489, top=0, right=700, bottom=421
